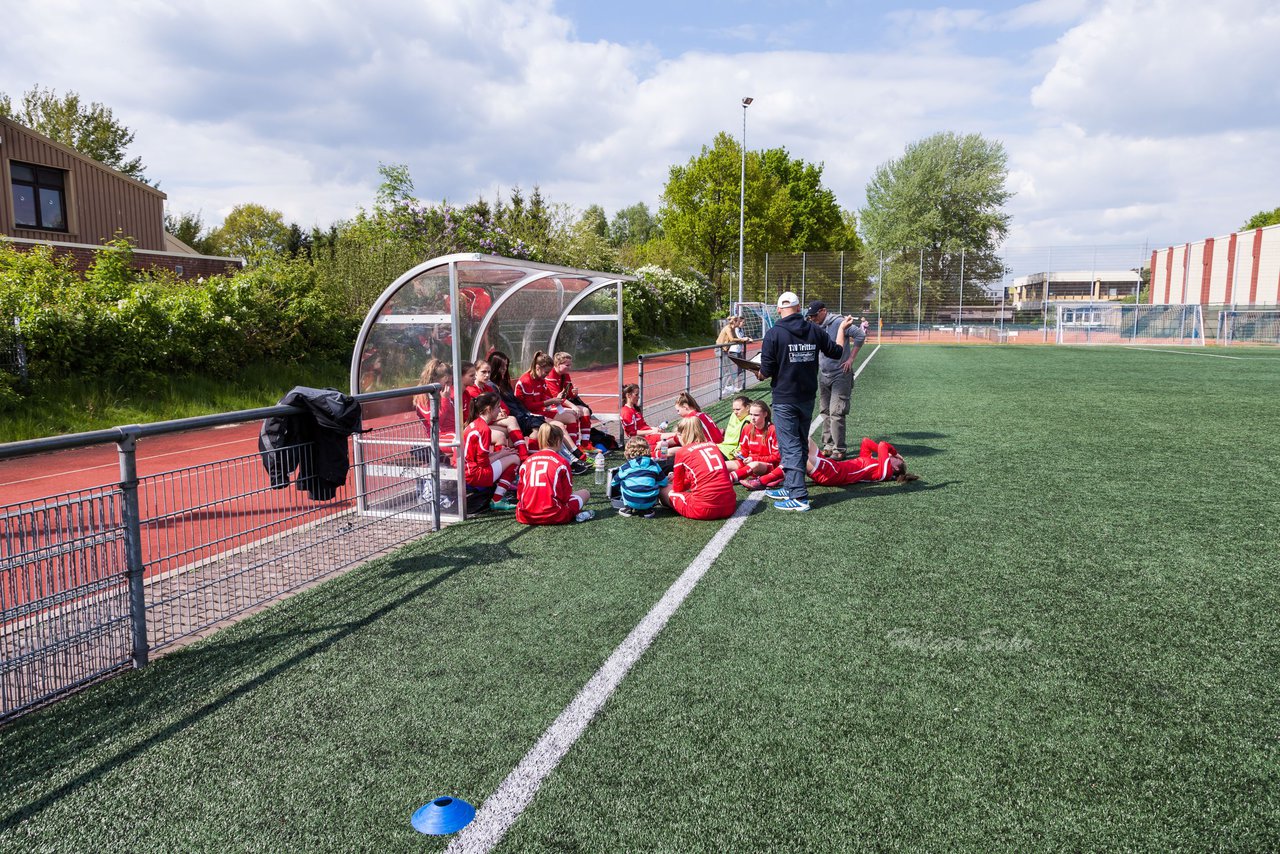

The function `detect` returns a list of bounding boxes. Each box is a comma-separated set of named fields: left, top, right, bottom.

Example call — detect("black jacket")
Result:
left=258, top=387, right=364, bottom=501
left=758, top=313, right=843, bottom=406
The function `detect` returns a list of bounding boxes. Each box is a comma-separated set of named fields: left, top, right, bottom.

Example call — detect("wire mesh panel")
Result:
left=637, top=342, right=765, bottom=425
left=141, top=431, right=435, bottom=652
left=1221, top=310, right=1280, bottom=345
left=1, top=488, right=131, bottom=720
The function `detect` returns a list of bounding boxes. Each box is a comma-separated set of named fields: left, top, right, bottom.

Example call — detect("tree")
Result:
left=758, top=148, right=846, bottom=251
left=164, top=211, right=219, bottom=255
left=860, top=131, right=1011, bottom=312
left=0, top=86, right=148, bottom=182
left=1241, top=207, right=1280, bottom=230
left=660, top=132, right=789, bottom=296
left=609, top=202, right=659, bottom=247
left=208, top=204, right=291, bottom=264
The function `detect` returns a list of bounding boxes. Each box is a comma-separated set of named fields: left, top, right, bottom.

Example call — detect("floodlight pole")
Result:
left=738, top=96, right=753, bottom=311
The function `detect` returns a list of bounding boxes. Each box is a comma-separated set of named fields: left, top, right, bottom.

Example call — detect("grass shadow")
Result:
left=0, top=527, right=530, bottom=830
left=806, top=479, right=957, bottom=509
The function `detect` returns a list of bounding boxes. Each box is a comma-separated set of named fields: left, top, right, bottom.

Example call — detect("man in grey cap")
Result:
left=805, top=300, right=865, bottom=460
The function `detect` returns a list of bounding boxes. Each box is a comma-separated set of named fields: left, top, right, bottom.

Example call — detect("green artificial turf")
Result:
left=2, top=344, right=1278, bottom=852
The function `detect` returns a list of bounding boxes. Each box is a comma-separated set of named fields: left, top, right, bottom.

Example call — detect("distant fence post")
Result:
left=684, top=351, right=692, bottom=391
left=116, top=428, right=150, bottom=669
left=637, top=355, right=646, bottom=408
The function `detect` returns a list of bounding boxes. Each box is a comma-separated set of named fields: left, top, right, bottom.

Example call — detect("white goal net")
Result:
left=1055, top=303, right=1205, bottom=346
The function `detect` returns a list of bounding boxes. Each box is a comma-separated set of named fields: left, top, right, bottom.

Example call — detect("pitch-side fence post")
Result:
left=428, top=388, right=441, bottom=531
left=116, top=428, right=150, bottom=668
left=637, top=355, right=646, bottom=409
left=684, top=351, right=692, bottom=392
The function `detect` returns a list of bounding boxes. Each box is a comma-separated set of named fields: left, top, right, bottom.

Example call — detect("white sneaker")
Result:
left=574, top=509, right=595, bottom=523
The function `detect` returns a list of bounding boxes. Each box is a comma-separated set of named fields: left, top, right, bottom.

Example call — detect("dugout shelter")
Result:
left=350, top=253, right=633, bottom=520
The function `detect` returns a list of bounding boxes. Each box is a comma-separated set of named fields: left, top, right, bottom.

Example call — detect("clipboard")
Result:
left=726, top=353, right=763, bottom=374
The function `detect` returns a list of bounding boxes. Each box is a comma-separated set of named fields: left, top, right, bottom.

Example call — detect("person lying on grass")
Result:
left=515, top=421, right=595, bottom=525
left=806, top=437, right=919, bottom=486
left=657, top=417, right=737, bottom=521
left=727, top=399, right=784, bottom=491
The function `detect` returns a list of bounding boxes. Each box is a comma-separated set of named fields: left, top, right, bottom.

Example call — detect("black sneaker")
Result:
left=570, top=460, right=591, bottom=476
left=617, top=506, right=636, bottom=517
left=641, top=508, right=656, bottom=519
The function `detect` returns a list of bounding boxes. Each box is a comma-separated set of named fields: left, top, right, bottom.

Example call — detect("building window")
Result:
left=10, top=161, right=68, bottom=231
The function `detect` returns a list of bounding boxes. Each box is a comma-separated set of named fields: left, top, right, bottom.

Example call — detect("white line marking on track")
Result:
left=1130, top=347, right=1244, bottom=360
left=444, top=494, right=763, bottom=853
left=1, top=434, right=256, bottom=487
left=446, top=343, right=884, bottom=853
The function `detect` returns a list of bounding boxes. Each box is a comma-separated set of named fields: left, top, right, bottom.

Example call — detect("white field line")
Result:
left=1129, top=347, right=1244, bottom=360
left=445, top=342, right=883, bottom=852
left=444, top=494, right=763, bottom=853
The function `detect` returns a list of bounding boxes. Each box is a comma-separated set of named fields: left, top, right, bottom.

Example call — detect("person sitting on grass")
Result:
left=619, top=383, right=660, bottom=441
left=650, top=391, right=724, bottom=456
left=728, top=399, right=784, bottom=491
left=614, top=436, right=669, bottom=518
left=658, top=417, right=737, bottom=521
left=515, top=421, right=595, bottom=525
left=806, top=437, right=919, bottom=486
left=718, top=394, right=752, bottom=459
left=462, top=392, right=521, bottom=512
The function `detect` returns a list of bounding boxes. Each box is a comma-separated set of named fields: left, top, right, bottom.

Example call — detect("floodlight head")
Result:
left=742, top=97, right=753, bottom=107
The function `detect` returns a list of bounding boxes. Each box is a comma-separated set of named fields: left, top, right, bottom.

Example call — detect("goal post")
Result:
left=731, top=301, right=779, bottom=341
left=1055, top=303, right=1205, bottom=346
left=1219, top=309, right=1280, bottom=346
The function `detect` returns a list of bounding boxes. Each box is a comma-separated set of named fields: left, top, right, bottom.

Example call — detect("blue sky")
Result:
left=3, top=0, right=1278, bottom=254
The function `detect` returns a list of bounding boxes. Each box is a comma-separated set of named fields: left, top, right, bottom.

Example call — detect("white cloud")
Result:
left=0, top=0, right=1276, bottom=252
left=1031, top=0, right=1280, bottom=135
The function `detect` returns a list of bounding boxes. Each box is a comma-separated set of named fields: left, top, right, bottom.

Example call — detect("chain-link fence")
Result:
left=1, top=385, right=444, bottom=722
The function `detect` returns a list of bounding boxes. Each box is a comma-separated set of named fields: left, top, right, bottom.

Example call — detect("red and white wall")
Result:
left=1151, top=223, right=1280, bottom=305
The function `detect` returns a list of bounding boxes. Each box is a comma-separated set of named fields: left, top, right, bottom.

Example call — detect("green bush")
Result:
left=0, top=241, right=355, bottom=385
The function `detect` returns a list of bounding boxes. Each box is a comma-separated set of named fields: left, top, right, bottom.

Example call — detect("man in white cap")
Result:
left=754, top=291, right=854, bottom=511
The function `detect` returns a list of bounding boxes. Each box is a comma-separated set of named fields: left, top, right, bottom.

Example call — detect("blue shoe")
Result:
left=765, top=488, right=789, bottom=500
left=773, top=497, right=811, bottom=512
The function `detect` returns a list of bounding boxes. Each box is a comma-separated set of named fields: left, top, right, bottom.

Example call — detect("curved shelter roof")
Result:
left=351, top=251, right=634, bottom=400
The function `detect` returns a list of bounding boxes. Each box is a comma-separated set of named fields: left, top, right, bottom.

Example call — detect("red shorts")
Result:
left=667, top=491, right=734, bottom=521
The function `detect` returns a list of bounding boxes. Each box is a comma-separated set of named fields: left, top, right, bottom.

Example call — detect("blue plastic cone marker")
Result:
left=412, top=796, right=476, bottom=835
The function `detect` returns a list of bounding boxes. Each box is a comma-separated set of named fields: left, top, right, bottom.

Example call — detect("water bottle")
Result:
left=656, top=438, right=668, bottom=459
left=594, top=450, right=606, bottom=485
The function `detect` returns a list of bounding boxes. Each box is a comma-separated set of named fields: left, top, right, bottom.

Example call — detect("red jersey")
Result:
left=620, top=405, right=651, bottom=437
left=810, top=439, right=902, bottom=486
left=414, top=386, right=458, bottom=436
left=460, top=383, right=485, bottom=422
left=462, top=417, right=497, bottom=487
left=516, top=449, right=583, bottom=525
left=737, top=423, right=779, bottom=465
left=514, top=371, right=553, bottom=416
left=545, top=368, right=576, bottom=401
left=693, top=411, right=724, bottom=445
left=669, top=441, right=737, bottom=520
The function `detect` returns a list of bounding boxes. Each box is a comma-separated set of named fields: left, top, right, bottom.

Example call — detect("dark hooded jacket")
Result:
left=258, top=387, right=363, bottom=501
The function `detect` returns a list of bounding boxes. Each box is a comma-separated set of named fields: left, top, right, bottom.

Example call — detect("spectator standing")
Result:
left=716, top=316, right=751, bottom=392
left=805, top=301, right=866, bottom=460
left=756, top=291, right=853, bottom=512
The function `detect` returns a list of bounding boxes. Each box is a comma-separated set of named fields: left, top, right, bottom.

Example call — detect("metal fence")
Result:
left=636, top=339, right=767, bottom=420
left=1, top=385, right=444, bottom=722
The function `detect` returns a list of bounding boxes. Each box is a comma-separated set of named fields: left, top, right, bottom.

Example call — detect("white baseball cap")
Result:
left=777, top=291, right=800, bottom=309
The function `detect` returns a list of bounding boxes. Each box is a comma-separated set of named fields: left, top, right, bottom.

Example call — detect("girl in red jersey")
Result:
left=413, top=358, right=467, bottom=463
left=467, top=360, right=529, bottom=460
left=463, top=392, right=521, bottom=511
left=658, top=417, right=737, bottom=521
left=728, top=400, right=784, bottom=491
left=515, top=351, right=583, bottom=448
left=650, top=392, right=724, bottom=456
left=806, top=437, right=918, bottom=486
left=546, top=352, right=593, bottom=449
left=619, top=384, right=659, bottom=440
left=516, top=422, right=595, bottom=525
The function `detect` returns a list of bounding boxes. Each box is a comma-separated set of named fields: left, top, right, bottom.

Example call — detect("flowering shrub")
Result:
left=625, top=266, right=715, bottom=339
